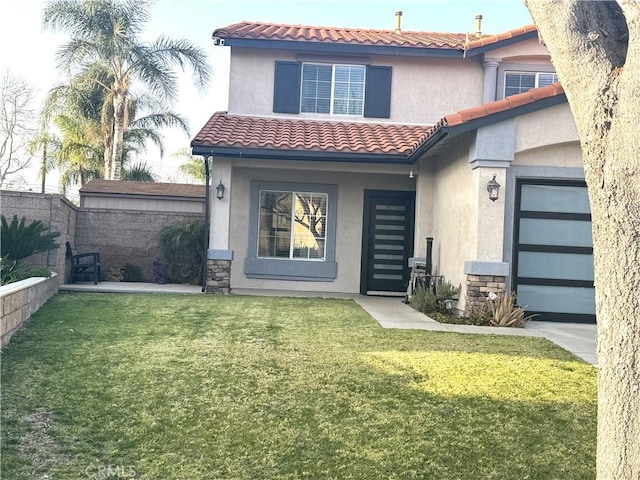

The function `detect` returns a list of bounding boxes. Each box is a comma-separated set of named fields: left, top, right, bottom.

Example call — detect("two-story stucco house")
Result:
left=191, top=16, right=595, bottom=323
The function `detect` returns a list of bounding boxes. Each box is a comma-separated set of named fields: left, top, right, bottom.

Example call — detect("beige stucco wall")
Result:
left=222, top=159, right=416, bottom=293
left=514, top=141, right=583, bottom=168
left=413, top=160, right=435, bottom=254
left=416, top=135, right=509, bottom=311
left=474, top=168, right=507, bottom=263
left=428, top=138, right=477, bottom=287
left=513, top=103, right=581, bottom=166
left=227, top=47, right=484, bottom=124
left=488, top=37, right=552, bottom=61
left=515, top=103, right=579, bottom=151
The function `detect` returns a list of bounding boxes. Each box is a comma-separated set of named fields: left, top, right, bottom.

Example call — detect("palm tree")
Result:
left=44, top=66, right=114, bottom=174
left=42, top=0, right=211, bottom=180
left=43, top=76, right=189, bottom=190
left=174, top=147, right=206, bottom=183
left=53, top=113, right=103, bottom=193
left=27, top=128, right=61, bottom=193
left=122, top=162, right=157, bottom=182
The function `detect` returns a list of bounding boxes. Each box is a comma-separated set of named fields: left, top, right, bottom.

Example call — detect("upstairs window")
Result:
left=273, top=61, right=392, bottom=118
left=505, top=72, right=558, bottom=97
left=301, top=64, right=365, bottom=116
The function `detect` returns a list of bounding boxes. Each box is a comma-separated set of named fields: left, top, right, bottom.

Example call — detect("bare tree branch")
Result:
left=0, top=71, right=36, bottom=188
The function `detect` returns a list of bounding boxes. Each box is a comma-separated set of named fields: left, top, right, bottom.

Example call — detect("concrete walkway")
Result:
left=59, top=282, right=597, bottom=365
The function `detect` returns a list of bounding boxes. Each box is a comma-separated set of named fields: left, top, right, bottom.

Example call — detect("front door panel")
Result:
left=361, top=191, right=414, bottom=294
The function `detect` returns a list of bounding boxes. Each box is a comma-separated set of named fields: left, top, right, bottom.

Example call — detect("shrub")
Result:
left=409, top=280, right=460, bottom=315
left=152, top=258, right=168, bottom=284
left=409, top=284, right=438, bottom=314
left=105, top=267, right=124, bottom=282
left=122, top=263, right=143, bottom=282
left=0, top=215, right=59, bottom=286
left=435, top=281, right=460, bottom=304
left=0, top=258, right=52, bottom=286
left=158, top=220, right=205, bottom=284
left=472, top=292, right=538, bottom=328
left=1, top=214, right=60, bottom=262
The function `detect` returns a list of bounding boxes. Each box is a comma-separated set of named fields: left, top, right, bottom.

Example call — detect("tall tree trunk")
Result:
left=526, top=1, right=640, bottom=478
left=103, top=144, right=111, bottom=180
left=111, top=92, right=126, bottom=181
left=40, top=141, right=47, bottom=193
left=103, top=116, right=114, bottom=180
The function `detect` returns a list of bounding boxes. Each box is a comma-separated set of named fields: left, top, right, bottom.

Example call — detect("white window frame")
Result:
left=300, top=63, right=366, bottom=116
left=257, top=190, right=328, bottom=262
left=504, top=71, right=559, bottom=96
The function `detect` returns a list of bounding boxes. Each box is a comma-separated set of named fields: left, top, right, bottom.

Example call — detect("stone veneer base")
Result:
left=465, top=274, right=506, bottom=316
left=206, top=259, right=231, bottom=294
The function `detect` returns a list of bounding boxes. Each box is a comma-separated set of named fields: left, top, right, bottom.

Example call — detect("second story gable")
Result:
left=211, top=19, right=555, bottom=126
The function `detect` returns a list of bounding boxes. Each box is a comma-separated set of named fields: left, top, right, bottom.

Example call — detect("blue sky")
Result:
left=0, top=0, right=533, bottom=191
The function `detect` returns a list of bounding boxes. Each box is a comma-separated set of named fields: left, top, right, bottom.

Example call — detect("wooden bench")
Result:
left=66, top=242, right=101, bottom=284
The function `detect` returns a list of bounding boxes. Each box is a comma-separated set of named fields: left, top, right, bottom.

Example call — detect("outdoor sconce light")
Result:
left=409, top=168, right=415, bottom=179
left=216, top=180, right=225, bottom=200
left=487, top=174, right=500, bottom=202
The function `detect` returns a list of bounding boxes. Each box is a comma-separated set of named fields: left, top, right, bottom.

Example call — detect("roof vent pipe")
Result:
left=475, top=14, right=483, bottom=37
left=395, top=11, right=403, bottom=34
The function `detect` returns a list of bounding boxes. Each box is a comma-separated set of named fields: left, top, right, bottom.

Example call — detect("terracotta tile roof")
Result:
left=412, top=82, right=565, bottom=153
left=80, top=180, right=205, bottom=198
left=213, top=22, right=538, bottom=51
left=192, top=84, right=565, bottom=161
left=192, top=113, right=430, bottom=156
left=214, top=21, right=479, bottom=49
left=445, top=82, right=564, bottom=126
left=463, top=24, right=538, bottom=50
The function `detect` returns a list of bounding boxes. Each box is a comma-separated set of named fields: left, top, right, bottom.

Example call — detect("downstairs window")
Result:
left=258, top=191, right=328, bottom=261
left=245, top=181, right=338, bottom=281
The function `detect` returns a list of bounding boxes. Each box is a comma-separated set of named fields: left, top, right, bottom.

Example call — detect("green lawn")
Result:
left=1, top=293, right=596, bottom=479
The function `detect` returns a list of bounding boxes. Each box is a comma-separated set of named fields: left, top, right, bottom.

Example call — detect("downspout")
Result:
left=201, top=155, right=212, bottom=292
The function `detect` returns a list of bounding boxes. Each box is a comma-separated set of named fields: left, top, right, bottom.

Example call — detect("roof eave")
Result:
left=219, top=38, right=464, bottom=58
left=190, top=145, right=412, bottom=164
left=409, top=92, right=568, bottom=161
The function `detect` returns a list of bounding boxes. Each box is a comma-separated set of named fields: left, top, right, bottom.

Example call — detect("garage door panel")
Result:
left=519, top=218, right=593, bottom=247
left=521, top=184, right=591, bottom=213
left=517, top=285, right=596, bottom=315
left=514, top=180, right=595, bottom=323
left=518, top=251, right=594, bottom=281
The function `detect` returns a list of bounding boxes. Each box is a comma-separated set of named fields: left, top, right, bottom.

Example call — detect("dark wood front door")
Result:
left=360, top=190, right=415, bottom=294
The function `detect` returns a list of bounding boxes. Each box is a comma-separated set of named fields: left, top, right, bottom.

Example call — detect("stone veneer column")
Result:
left=206, top=259, right=231, bottom=294
left=465, top=274, right=506, bottom=316
left=206, top=157, right=233, bottom=294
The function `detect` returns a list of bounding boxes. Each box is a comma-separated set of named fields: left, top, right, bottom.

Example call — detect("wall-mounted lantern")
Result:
left=487, top=174, right=500, bottom=202
left=216, top=180, right=225, bottom=200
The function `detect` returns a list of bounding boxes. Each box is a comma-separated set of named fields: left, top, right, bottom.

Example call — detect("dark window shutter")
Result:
left=364, top=66, right=392, bottom=118
left=273, top=61, right=301, bottom=114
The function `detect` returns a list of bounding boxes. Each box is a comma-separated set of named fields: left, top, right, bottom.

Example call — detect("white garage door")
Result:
left=513, top=180, right=596, bottom=323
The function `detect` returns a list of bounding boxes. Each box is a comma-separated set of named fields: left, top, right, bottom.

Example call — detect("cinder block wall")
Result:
left=0, top=191, right=78, bottom=278
left=76, top=208, right=205, bottom=282
left=1, top=275, right=59, bottom=347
